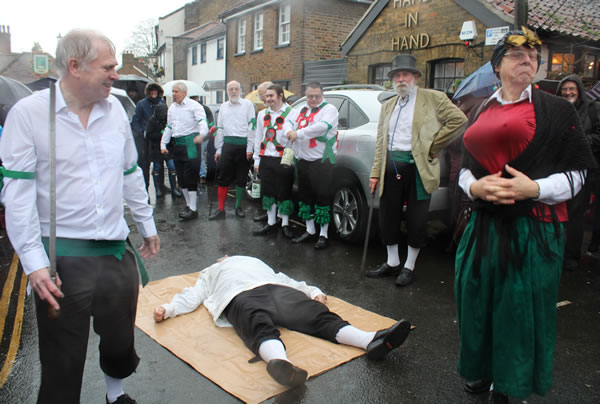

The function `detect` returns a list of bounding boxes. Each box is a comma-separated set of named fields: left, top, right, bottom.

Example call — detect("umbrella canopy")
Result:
left=162, top=80, right=207, bottom=97
left=244, top=88, right=294, bottom=104
left=452, top=62, right=500, bottom=101
left=0, top=75, right=33, bottom=106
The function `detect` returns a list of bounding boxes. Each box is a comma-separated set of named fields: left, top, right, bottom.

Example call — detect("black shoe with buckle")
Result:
left=209, top=209, right=226, bottom=221
left=235, top=207, right=245, bottom=218
left=281, top=225, right=295, bottom=239
left=179, top=209, right=198, bottom=221
left=464, top=379, right=492, bottom=394
left=292, top=231, right=317, bottom=244
left=395, top=267, right=415, bottom=286
left=253, top=223, right=277, bottom=235
left=178, top=206, right=191, bottom=218
left=253, top=213, right=268, bottom=222
left=366, top=319, right=411, bottom=361
left=266, top=359, right=307, bottom=387
left=106, top=393, right=137, bottom=404
left=366, top=263, right=401, bottom=278
left=314, top=236, right=328, bottom=249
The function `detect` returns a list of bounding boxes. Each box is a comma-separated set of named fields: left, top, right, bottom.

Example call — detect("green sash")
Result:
left=42, top=237, right=149, bottom=286
left=224, top=136, right=248, bottom=145
left=174, top=133, right=199, bottom=159
left=314, top=122, right=337, bottom=164
left=389, top=150, right=430, bottom=200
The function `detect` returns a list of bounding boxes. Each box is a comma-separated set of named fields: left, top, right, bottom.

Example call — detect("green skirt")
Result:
left=455, top=211, right=563, bottom=398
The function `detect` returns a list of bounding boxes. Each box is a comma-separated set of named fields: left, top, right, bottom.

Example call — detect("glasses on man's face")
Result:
left=561, top=86, right=577, bottom=92
left=306, top=94, right=322, bottom=100
left=504, top=50, right=540, bottom=62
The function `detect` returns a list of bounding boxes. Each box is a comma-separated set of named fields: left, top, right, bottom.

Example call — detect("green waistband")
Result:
left=174, top=133, right=199, bottom=159
left=42, top=237, right=126, bottom=259
left=224, top=136, right=247, bottom=145
left=389, top=150, right=415, bottom=164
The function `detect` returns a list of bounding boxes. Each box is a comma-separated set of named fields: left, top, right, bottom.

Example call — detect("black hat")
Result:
left=387, top=54, right=422, bottom=78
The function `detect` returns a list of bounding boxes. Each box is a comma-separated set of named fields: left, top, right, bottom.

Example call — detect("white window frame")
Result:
left=254, top=13, right=264, bottom=51
left=278, top=3, right=291, bottom=45
left=237, top=19, right=246, bottom=54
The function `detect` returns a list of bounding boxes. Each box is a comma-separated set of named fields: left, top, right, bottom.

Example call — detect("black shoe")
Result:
left=266, top=359, right=307, bottom=387
left=395, top=267, right=415, bottom=286
left=464, top=379, right=492, bottom=394
left=292, top=231, right=317, bottom=244
left=235, top=207, right=246, bottom=218
left=107, top=393, right=137, bottom=404
left=563, top=257, right=579, bottom=271
left=588, top=240, right=599, bottom=253
left=178, top=206, right=191, bottom=218
left=366, top=319, right=411, bottom=361
left=315, top=236, right=328, bottom=249
left=488, top=390, right=509, bottom=404
left=199, top=177, right=207, bottom=184
left=209, top=209, right=226, bottom=221
left=253, top=213, right=268, bottom=222
left=366, top=263, right=401, bottom=278
left=253, top=223, right=277, bottom=235
left=180, top=209, right=198, bottom=221
left=281, top=225, right=295, bottom=239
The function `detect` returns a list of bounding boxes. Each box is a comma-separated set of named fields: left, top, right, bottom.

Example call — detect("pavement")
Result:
left=1, top=184, right=599, bottom=403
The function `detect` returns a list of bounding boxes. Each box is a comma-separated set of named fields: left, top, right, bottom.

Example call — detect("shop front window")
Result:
left=551, top=52, right=575, bottom=74
left=431, top=59, right=464, bottom=93
left=370, top=64, right=392, bottom=88
left=583, top=54, right=598, bottom=79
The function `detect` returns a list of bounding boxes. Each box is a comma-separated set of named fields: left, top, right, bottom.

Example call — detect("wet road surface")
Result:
left=1, top=184, right=599, bottom=403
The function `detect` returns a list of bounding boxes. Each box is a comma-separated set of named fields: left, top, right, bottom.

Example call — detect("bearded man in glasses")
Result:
left=285, top=82, right=339, bottom=249
left=367, top=54, right=466, bottom=286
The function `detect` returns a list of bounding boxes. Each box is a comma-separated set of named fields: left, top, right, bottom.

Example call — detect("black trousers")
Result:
left=223, top=284, right=349, bottom=356
left=173, top=143, right=201, bottom=189
left=297, top=159, right=333, bottom=207
left=379, top=158, right=431, bottom=247
left=133, top=131, right=150, bottom=189
left=35, top=251, right=140, bottom=404
left=217, top=143, right=249, bottom=188
left=258, top=156, right=294, bottom=202
left=565, top=183, right=591, bottom=261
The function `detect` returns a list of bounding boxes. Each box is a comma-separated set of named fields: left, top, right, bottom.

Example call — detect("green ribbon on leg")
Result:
left=314, top=205, right=331, bottom=225
left=278, top=199, right=294, bottom=216
left=298, top=202, right=312, bottom=221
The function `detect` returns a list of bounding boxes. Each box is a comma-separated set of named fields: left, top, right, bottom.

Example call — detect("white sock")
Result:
left=258, top=339, right=288, bottom=363
left=267, top=204, right=277, bottom=225
left=386, top=244, right=400, bottom=267
left=306, top=219, right=316, bottom=235
left=104, top=374, right=125, bottom=403
left=181, top=188, right=190, bottom=206
left=404, top=245, right=420, bottom=270
left=281, top=214, right=289, bottom=227
left=188, top=191, right=197, bottom=212
left=335, top=325, right=376, bottom=350
left=319, top=223, right=329, bottom=238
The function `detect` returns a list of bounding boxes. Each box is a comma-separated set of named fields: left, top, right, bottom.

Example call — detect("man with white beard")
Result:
left=367, top=54, right=466, bottom=286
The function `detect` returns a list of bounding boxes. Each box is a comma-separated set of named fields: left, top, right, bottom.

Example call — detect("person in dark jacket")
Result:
left=557, top=74, right=600, bottom=264
left=146, top=103, right=181, bottom=199
left=132, top=82, right=166, bottom=195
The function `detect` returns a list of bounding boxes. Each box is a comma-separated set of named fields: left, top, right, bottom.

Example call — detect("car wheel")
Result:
left=332, top=177, right=370, bottom=243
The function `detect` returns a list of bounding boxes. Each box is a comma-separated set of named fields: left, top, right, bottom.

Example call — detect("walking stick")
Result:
left=360, top=190, right=376, bottom=273
left=48, top=81, right=60, bottom=319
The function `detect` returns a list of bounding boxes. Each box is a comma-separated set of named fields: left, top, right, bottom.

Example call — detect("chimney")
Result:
left=0, top=25, right=11, bottom=54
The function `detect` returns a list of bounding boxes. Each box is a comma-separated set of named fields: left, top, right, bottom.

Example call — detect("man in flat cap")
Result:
left=367, top=54, right=467, bottom=286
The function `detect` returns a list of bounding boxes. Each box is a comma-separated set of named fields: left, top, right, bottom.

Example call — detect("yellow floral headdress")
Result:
left=505, top=26, right=542, bottom=48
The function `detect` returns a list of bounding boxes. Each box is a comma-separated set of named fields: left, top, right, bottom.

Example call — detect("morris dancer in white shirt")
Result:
left=285, top=82, right=339, bottom=249
left=153, top=256, right=411, bottom=387
left=161, top=82, right=208, bottom=221
left=210, top=81, right=256, bottom=220
left=252, top=84, right=295, bottom=238
left=0, top=29, right=159, bottom=404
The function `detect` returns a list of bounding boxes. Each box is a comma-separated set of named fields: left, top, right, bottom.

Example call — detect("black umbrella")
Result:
left=0, top=75, right=33, bottom=106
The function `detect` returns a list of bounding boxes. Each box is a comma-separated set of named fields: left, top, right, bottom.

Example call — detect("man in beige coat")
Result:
left=367, top=54, right=466, bottom=286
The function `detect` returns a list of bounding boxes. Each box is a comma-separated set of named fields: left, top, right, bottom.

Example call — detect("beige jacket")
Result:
left=370, top=88, right=467, bottom=196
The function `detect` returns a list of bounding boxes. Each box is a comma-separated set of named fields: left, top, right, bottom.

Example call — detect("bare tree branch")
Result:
left=124, top=18, right=157, bottom=57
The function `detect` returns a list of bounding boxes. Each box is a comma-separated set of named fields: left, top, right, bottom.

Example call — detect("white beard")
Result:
left=229, top=96, right=240, bottom=103
left=394, top=81, right=416, bottom=98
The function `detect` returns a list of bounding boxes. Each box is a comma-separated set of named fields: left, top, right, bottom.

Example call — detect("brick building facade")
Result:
left=342, top=0, right=600, bottom=93
left=220, top=0, right=372, bottom=96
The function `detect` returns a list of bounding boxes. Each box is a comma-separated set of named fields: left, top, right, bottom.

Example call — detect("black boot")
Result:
left=152, top=172, right=164, bottom=198
left=158, top=168, right=170, bottom=194
left=168, top=171, right=182, bottom=198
